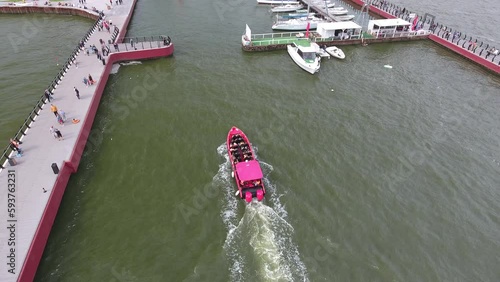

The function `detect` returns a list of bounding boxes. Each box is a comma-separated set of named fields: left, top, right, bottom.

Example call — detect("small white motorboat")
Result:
left=272, top=16, right=326, bottom=31
left=327, top=7, right=348, bottom=15
left=271, top=4, right=304, bottom=13
left=257, top=0, right=299, bottom=4
left=280, top=12, right=315, bottom=19
left=332, top=14, right=355, bottom=21
left=324, top=46, right=345, bottom=59
left=287, top=43, right=321, bottom=74
left=312, top=1, right=335, bottom=8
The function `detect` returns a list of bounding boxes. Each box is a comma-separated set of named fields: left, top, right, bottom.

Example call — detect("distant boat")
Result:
left=312, top=1, right=335, bottom=8
left=272, top=16, right=327, bottom=31
left=332, top=14, right=355, bottom=21
left=327, top=7, right=348, bottom=15
left=279, top=12, right=316, bottom=19
left=271, top=4, right=304, bottom=13
left=257, top=0, right=299, bottom=5
left=287, top=42, right=321, bottom=74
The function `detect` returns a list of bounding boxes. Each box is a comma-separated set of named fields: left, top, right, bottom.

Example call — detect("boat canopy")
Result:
left=368, top=19, right=410, bottom=32
left=316, top=21, right=362, bottom=38
left=236, top=160, right=263, bottom=181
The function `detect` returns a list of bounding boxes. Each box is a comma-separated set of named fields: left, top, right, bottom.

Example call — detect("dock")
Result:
left=244, top=0, right=500, bottom=74
left=342, top=0, right=500, bottom=74
left=243, top=0, right=430, bottom=51
left=0, top=1, right=174, bottom=281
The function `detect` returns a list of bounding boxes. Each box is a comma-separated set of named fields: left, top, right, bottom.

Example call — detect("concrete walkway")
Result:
left=344, top=0, right=500, bottom=73
left=0, top=0, right=170, bottom=281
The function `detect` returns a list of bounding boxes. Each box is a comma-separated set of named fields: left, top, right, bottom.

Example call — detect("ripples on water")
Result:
left=215, top=144, right=308, bottom=281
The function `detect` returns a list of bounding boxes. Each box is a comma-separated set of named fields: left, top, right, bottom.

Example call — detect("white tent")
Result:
left=367, top=19, right=411, bottom=35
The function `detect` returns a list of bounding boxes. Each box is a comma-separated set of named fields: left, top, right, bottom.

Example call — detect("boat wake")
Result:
left=215, top=144, right=308, bottom=281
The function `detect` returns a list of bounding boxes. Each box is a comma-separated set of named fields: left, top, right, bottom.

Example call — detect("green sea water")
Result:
left=1, top=1, right=500, bottom=281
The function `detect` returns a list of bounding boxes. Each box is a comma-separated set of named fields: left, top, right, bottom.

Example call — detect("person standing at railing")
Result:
left=44, top=89, right=52, bottom=102
left=9, top=139, right=22, bottom=156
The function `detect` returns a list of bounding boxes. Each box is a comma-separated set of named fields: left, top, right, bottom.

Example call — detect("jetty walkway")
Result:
left=250, top=0, right=499, bottom=74
left=0, top=1, right=173, bottom=281
left=343, top=0, right=500, bottom=74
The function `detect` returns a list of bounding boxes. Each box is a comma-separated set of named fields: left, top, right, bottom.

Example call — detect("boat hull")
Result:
left=287, top=44, right=320, bottom=74
left=226, top=127, right=266, bottom=202
left=327, top=8, right=348, bottom=15
left=332, top=15, right=355, bottom=21
left=257, top=0, right=299, bottom=4
left=325, top=46, right=345, bottom=59
left=272, top=21, right=319, bottom=31
left=271, top=4, right=304, bottom=12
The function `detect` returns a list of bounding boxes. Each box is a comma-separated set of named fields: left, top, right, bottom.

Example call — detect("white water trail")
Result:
left=215, top=143, right=309, bottom=282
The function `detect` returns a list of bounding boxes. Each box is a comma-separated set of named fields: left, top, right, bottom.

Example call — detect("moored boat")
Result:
left=326, top=7, right=348, bottom=15
left=279, top=12, right=316, bottom=19
left=325, top=46, right=345, bottom=59
left=271, top=3, right=304, bottom=12
left=227, top=127, right=266, bottom=202
left=287, top=42, right=321, bottom=74
left=272, top=16, right=327, bottom=31
left=257, top=0, right=299, bottom=4
left=332, top=14, right=355, bottom=21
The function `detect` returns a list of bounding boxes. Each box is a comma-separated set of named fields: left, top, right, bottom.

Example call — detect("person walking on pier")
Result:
left=74, top=87, right=80, bottom=99
left=50, top=126, right=63, bottom=141
left=83, top=77, right=89, bottom=87
left=88, top=74, right=95, bottom=85
left=59, top=110, right=66, bottom=122
left=50, top=104, right=59, bottom=117
left=57, top=114, right=64, bottom=126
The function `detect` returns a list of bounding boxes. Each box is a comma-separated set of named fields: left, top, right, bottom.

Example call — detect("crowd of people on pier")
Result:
left=368, top=0, right=499, bottom=64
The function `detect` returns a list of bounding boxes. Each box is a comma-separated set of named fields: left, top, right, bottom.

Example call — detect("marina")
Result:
left=243, top=0, right=499, bottom=73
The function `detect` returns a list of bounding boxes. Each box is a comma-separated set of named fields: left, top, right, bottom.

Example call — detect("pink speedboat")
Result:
left=226, top=127, right=266, bottom=202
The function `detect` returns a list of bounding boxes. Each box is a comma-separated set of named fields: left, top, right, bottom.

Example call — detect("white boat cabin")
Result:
left=367, top=19, right=411, bottom=37
left=316, top=21, right=362, bottom=39
left=296, top=45, right=318, bottom=62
